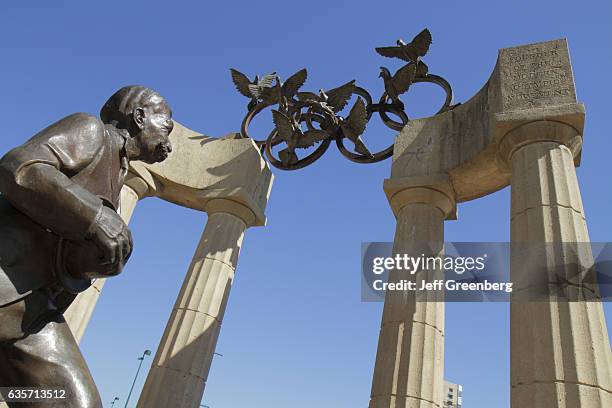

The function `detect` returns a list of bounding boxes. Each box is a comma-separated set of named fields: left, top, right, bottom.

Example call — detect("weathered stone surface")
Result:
left=129, top=121, right=273, bottom=226
left=127, top=123, right=274, bottom=408
left=498, top=39, right=576, bottom=112
left=376, top=37, right=611, bottom=408
left=137, top=208, right=248, bottom=408
left=390, top=38, right=583, bottom=203
left=508, top=136, right=612, bottom=408
left=369, top=177, right=453, bottom=408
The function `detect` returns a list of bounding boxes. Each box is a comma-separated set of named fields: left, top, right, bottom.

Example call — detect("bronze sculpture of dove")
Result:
left=339, top=98, right=371, bottom=157
left=252, top=68, right=308, bottom=111
left=297, top=80, right=357, bottom=131
left=376, top=28, right=432, bottom=63
left=233, top=28, right=458, bottom=170
left=272, top=109, right=329, bottom=166
left=378, top=63, right=417, bottom=110
left=230, top=69, right=276, bottom=110
left=280, top=68, right=308, bottom=100
left=297, top=80, right=356, bottom=114
left=376, top=28, right=432, bottom=76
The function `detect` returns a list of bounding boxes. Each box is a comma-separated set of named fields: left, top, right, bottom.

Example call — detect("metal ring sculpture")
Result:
left=232, top=29, right=457, bottom=171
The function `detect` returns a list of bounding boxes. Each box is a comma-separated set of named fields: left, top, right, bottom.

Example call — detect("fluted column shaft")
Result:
left=369, top=183, right=454, bottom=408
left=137, top=198, right=254, bottom=408
left=502, top=121, right=612, bottom=407
left=64, top=183, right=142, bottom=342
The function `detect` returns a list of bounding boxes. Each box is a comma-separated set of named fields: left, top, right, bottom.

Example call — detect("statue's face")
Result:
left=134, top=99, right=173, bottom=164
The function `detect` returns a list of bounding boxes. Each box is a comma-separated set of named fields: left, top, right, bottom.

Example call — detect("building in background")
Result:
left=443, top=381, right=462, bottom=408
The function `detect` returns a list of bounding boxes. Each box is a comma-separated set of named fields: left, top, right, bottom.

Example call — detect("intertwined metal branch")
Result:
left=231, top=28, right=458, bottom=170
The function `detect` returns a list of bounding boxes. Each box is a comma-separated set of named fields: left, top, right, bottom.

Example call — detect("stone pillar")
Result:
left=369, top=177, right=455, bottom=408
left=499, top=121, right=612, bottom=407
left=64, top=182, right=145, bottom=342
left=137, top=198, right=255, bottom=408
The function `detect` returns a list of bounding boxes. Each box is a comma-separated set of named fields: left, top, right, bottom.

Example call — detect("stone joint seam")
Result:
left=370, top=393, right=441, bottom=408
left=201, top=255, right=237, bottom=272
left=173, top=306, right=223, bottom=324
left=510, top=138, right=575, bottom=161
left=150, top=363, right=206, bottom=382
left=512, top=288, right=602, bottom=302
left=510, top=202, right=585, bottom=222
left=512, top=379, right=612, bottom=395
left=543, top=280, right=600, bottom=298
left=381, top=319, right=444, bottom=337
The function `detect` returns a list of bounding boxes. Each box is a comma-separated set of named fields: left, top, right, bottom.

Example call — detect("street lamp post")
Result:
left=123, top=349, right=151, bottom=408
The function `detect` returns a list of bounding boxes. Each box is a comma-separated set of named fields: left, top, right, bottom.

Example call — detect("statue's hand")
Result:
left=86, top=206, right=133, bottom=267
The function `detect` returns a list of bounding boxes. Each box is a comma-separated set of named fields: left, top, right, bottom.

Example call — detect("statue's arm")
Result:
left=0, top=113, right=105, bottom=241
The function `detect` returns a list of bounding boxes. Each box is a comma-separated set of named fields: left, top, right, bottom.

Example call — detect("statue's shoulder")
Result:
left=21, top=113, right=109, bottom=171
left=52, top=112, right=106, bottom=141
left=42, top=112, right=106, bottom=153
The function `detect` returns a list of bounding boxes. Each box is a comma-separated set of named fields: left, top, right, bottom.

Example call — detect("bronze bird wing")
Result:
left=408, top=28, right=432, bottom=58
left=391, top=63, right=417, bottom=96
left=344, top=98, right=368, bottom=136
left=296, top=129, right=329, bottom=149
left=416, top=60, right=429, bottom=77
left=258, top=73, right=277, bottom=88
left=230, top=68, right=254, bottom=98
left=375, top=45, right=411, bottom=62
left=282, top=68, right=308, bottom=98
left=325, top=80, right=356, bottom=113
left=272, top=109, right=298, bottom=143
left=297, top=91, right=320, bottom=102
left=248, top=73, right=277, bottom=98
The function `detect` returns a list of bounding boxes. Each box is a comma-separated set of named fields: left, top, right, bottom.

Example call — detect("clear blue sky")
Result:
left=1, top=1, right=611, bottom=407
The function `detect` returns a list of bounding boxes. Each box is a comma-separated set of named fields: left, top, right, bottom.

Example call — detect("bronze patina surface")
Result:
left=232, top=28, right=458, bottom=170
left=0, top=86, right=173, bottom=407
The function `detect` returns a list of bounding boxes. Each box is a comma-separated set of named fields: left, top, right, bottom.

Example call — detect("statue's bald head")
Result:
left=100, top=85, right=167, bottom=130
left=101, top=86, right=173, bottom=164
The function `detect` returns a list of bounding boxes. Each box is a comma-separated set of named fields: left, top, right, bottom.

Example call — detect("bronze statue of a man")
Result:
left=0, top=86, right=173, bottom=407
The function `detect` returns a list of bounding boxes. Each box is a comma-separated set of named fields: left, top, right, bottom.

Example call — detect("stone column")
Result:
left=369, top=177, right=455, bottom=408
left=64, top=182, right=146, bottom=342
left=499, top=121, right=612, bottom=407
left=137, top=198, right=255, bottom=408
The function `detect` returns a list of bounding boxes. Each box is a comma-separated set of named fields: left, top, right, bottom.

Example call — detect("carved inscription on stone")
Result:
left=499, top=39, right=576, bottom=111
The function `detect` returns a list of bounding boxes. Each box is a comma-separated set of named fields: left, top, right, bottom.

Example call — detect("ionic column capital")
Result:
left=383, top=174, right=457, bottom=220
left=498, top=120, right=582, bottom=165
left=204, top=198, right=256, bottom=227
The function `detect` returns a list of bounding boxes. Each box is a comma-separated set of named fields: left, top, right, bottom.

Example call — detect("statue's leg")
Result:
left=0, top=306, right=102, bottom=408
